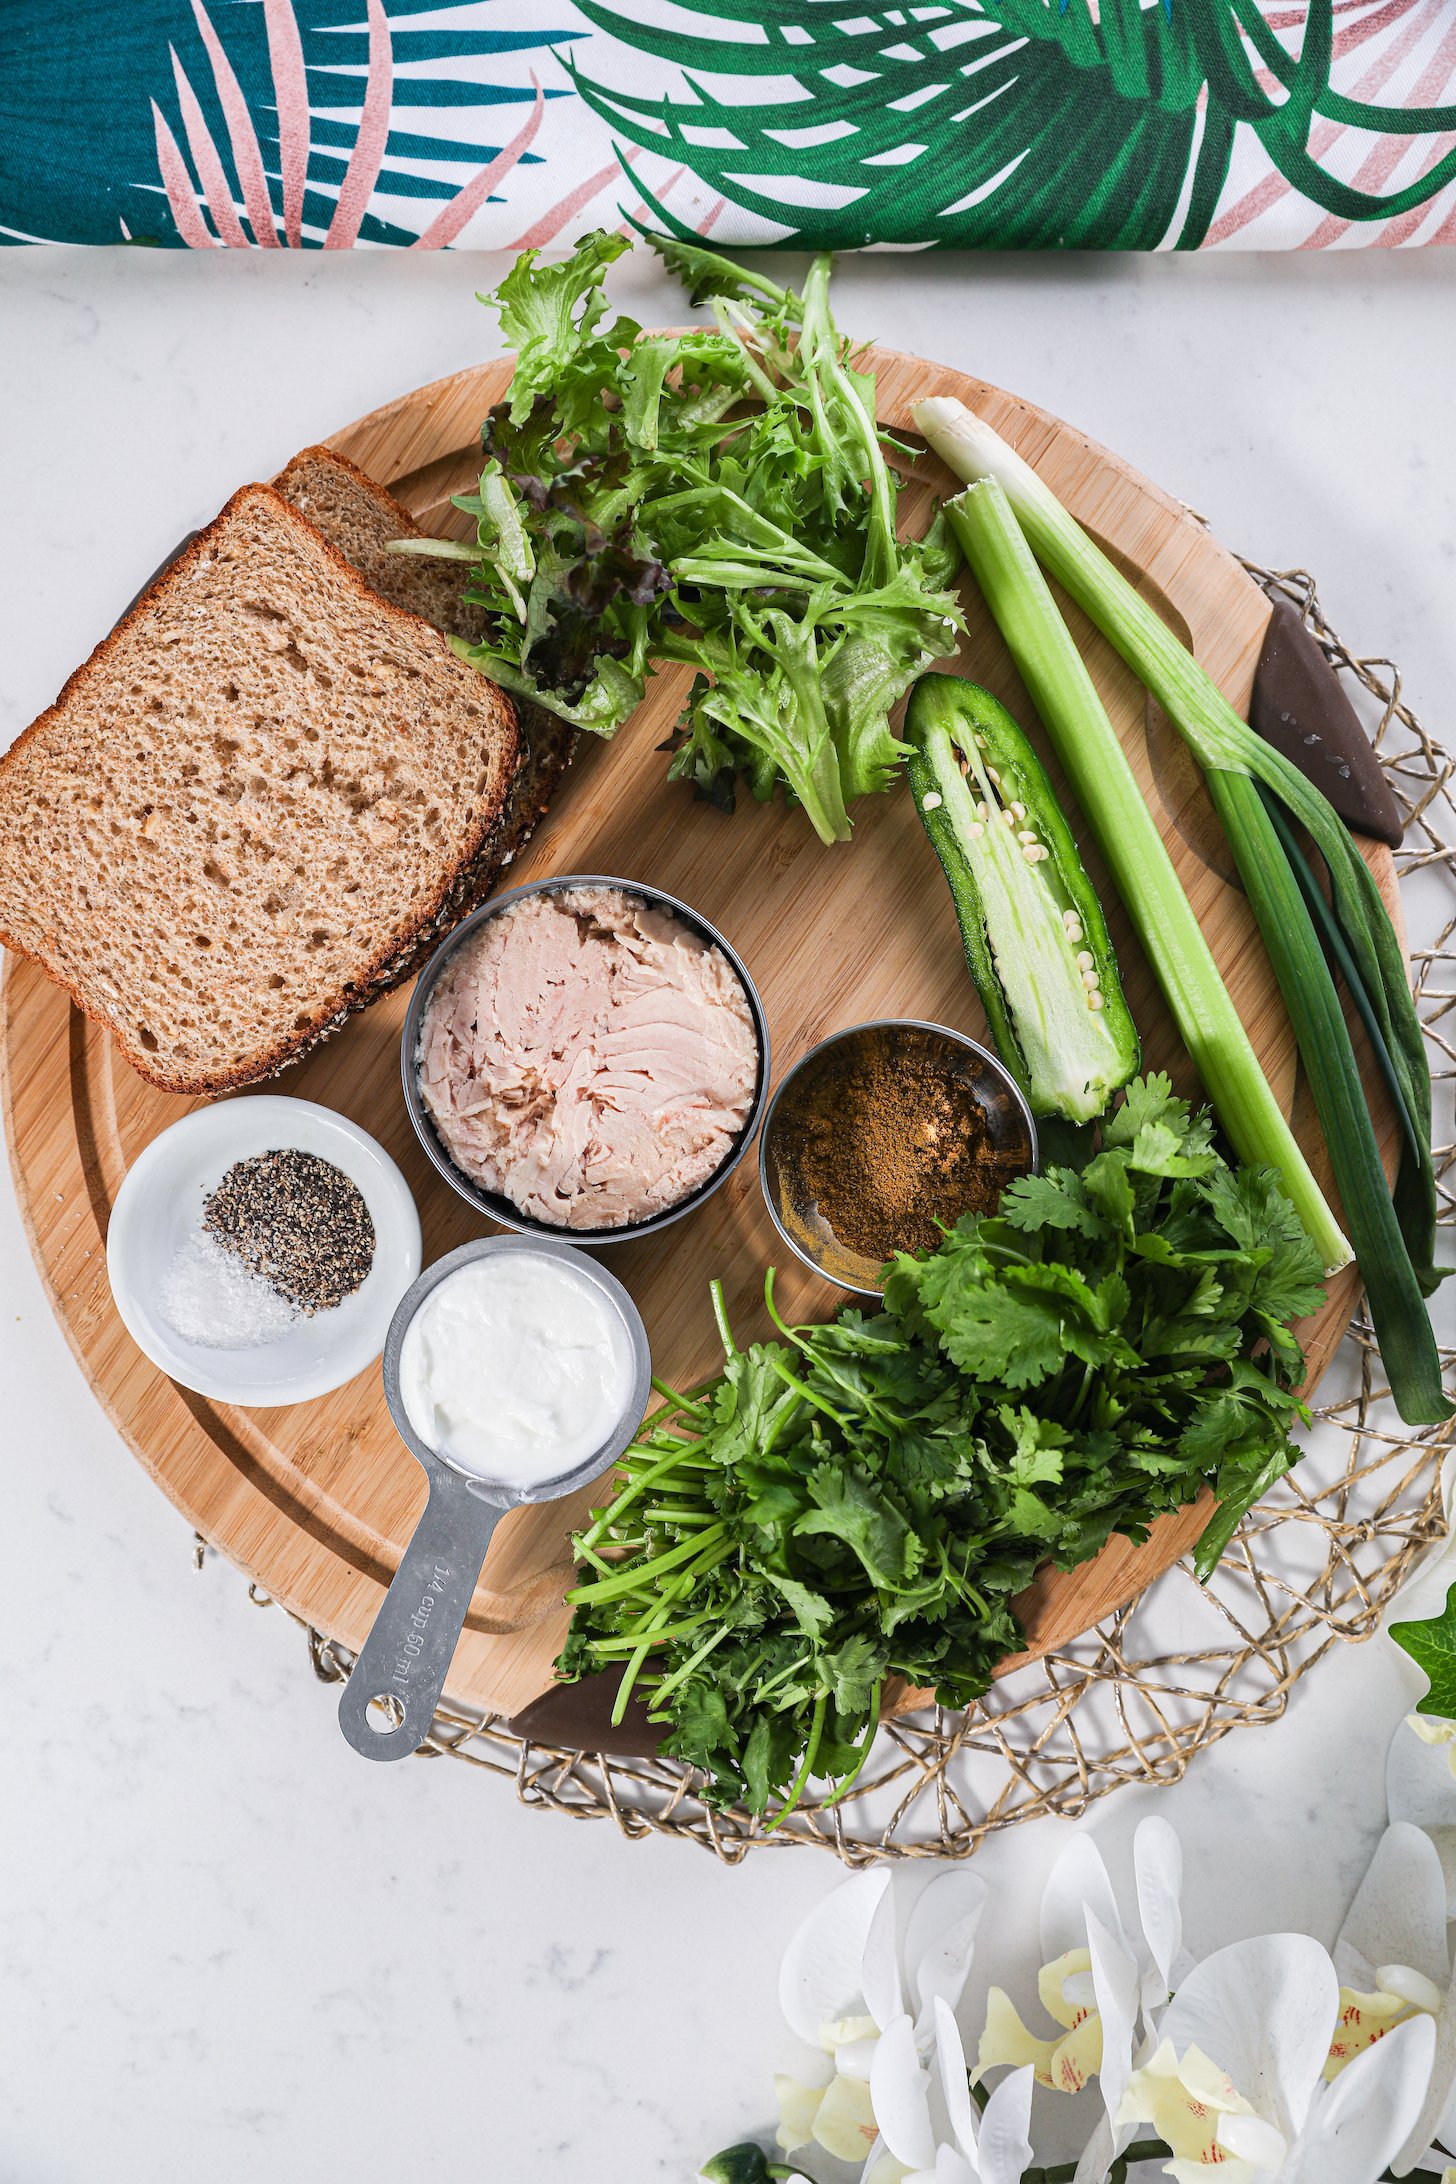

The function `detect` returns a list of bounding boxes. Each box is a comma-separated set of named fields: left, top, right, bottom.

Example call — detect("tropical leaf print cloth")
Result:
left=5, top=0, right=1455, bottom=252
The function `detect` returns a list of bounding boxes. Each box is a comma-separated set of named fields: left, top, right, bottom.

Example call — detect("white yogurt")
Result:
left=397, top=1254, right=636, bottom=1487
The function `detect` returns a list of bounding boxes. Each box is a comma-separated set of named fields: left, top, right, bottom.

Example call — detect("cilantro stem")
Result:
left=571, top=1537, right=620, bottom=1579
left=650, top=1374, right=711, bottom=1422
left=566, top=1524, right=728, bottom=1606
left=710, top=1280, right=737, bottom=1361
left=576, top=1446, right=707, bottom=1554
left=762, top=1266, right=808, bottom=1353
left=767, top=1351, right=845, bottom=1424
left=767, top=1689, right=827, bottom=1831
left=612, top=1604, right=682, bottom=1723
left=587, top=1616, right=711, bottom=1653
left=648, top=1620, right=737, bottom=1706
left=818, top=1683, right=882, bottom=1810
left=754, top=1647, right=814, bottom=1705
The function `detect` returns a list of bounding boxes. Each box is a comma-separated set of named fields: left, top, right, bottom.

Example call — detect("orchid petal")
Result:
left=1216, top=2109, right=1288, bottom=2163
left=932, top=2148, right=979, bottom=2184
left=1395, top=1960, right=1456, bottom=2173
left=871, top=2014, right=938, bottom=2172
left=825, top=2016, right=884, bottom=2054
left=1387, top=1723, right=1456, bottom=1917
left=1335, top=1823, right=1450, bottom=1991
left=976, top=2063, right=1035, bottom=2184
left=863, top=1878, right=905, bottom=2033
left=1086, top=1906, right=1139, bottom=2123
left=775, top=2074, right=827, bottom=2152
left=781, top=1871, right=891, bottom=2046
left=1327, top=1985, right=1413, bottom=2081
left=1284, top=2013, right=1436, bottom=2184
left=1133, top=1816, right=1186, bottom=2007
left=835, top=2036, right=882, bottom=2084
left=1047, top=2011, right=1104, bottom=2096
left=813, top=2073, right=881, bottom=2163
left=860, top=2137, right=913, bottom=2184
left=978, top=1988, right=1057, bottom=2086
left=1379, top=1965, right=1446, bottom=2015
left=1117, top=2040, right=1258, bottom=2171
left=1071, top=2113, right=1119, bottom=2184
left=1040, top=1836, right=1121, bottom=1965
left=906, top=1871, right=989, bottom=2035
left=1039, top=1948, right=1095, bottom=2033
left=932, top=1995, right=978, bottom=2162
left=1155, top=1934, right=1338, bottom=2142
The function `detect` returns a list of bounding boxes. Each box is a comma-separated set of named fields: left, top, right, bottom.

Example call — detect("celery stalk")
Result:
left=946, top=477, right=1352, bottom=1275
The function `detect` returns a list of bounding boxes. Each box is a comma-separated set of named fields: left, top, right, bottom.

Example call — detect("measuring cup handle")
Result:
left=337, top=1472, right=506, bottom=1762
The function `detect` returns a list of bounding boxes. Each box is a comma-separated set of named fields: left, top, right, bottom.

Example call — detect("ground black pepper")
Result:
left=767, top=1024, right=1033, bottom=1285
left=203, top=1149, right=376, bottom=1315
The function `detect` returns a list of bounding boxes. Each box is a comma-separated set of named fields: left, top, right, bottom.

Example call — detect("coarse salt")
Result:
left=158, top=1230, right=300, bottom=1350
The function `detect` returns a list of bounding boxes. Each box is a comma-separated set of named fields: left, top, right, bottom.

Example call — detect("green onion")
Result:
left=914, top=395, right=1441, bottom=1300
left=1258, top=785, right=1425, bottom=1174
left=1206, top=769, right=1447, bottom=1422
left=943, top=475, right=1352, bottom=1276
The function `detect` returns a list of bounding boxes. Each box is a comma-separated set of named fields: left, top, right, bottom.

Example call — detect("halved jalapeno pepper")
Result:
left=906, top=676, right=1139, bottom=1124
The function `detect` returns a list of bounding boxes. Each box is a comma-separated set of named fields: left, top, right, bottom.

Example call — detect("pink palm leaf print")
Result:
left=152, top=0, right=544, bottom=249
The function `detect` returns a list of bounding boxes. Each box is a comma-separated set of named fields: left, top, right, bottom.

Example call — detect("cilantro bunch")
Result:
left=557, top=1078, right=1325, bottom=1816
left=438, top=231, right=963, bottom=844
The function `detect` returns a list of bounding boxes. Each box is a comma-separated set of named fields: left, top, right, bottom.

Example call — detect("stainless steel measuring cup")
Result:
left=337, top=1235, right=652, bottom=1763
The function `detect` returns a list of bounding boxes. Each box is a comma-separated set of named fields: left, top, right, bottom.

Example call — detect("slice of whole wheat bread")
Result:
left=0, top=482, right=520, bottom=1094
left=274, top=445, right=575, bottom=903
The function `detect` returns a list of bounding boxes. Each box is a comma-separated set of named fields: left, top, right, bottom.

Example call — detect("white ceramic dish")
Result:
left=106, top=1096, right=422, bottom=1406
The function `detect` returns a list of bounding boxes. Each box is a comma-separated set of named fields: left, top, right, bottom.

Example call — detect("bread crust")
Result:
left=272, top=443, right=578, bottom=983
left=0, top=481, right=522, bottom=1095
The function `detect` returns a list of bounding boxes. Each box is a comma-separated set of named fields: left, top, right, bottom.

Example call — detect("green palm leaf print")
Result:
left=568, top=0, right=1456, bottom=252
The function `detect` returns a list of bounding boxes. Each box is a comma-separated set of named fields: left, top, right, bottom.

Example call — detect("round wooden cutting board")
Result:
left=1, top=347, right=1399, bottom=1727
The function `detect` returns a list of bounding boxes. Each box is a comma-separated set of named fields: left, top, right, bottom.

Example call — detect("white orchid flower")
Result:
left=1114, top=1931, right=1435, bottom=2183
left=863, top=1998, right=1035, bottom=2184
left=1334, top=1820, right=1456, bottom=2174
left=775, top=1868, right=987, bottom=2164
left=977, top=1820, right=1189, bottom=2106
left=1388, top=1712, right=1456, bottom=1921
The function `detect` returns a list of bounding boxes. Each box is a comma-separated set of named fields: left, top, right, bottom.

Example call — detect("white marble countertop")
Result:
left=1, top=244, right=1453, bottom=2184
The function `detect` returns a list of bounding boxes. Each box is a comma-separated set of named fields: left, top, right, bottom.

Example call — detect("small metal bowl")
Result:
left=759, top=1018, right=1039, bottom=1299
left=401, top=873, right=771, bottom=1244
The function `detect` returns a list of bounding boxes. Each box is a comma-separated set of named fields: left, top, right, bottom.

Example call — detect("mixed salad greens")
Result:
left=401, top=231, right=963, bottom=844
left=559, top=1078, right=1324, bottom=1816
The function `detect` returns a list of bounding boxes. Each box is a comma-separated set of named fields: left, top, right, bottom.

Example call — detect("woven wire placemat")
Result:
left=210, top=558, right=1455, bottom=1865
